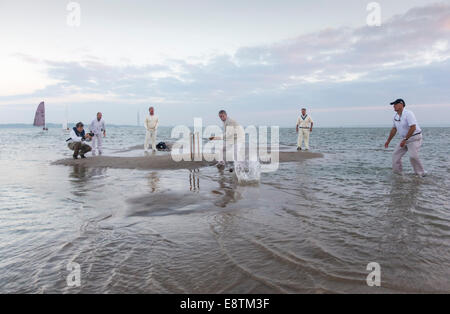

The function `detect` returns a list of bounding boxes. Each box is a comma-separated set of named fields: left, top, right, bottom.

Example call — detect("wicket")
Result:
left=190, top=132, right=200, bottom=160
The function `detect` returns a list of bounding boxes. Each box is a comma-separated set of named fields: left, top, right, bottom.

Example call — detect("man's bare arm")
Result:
left=385, top=127, right=397, bottom=148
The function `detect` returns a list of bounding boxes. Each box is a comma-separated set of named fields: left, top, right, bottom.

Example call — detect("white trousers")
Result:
left=222, top=142, right=245, bottom=163
left=297, top=129, right=310, bottom=149
left=145, top=129, right=157, bottom=151
left=91, top=134, right=103, bottom=154
left=392, top=134, right=425, bottom=175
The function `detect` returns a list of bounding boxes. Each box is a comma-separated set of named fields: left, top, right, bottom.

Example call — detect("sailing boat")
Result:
left=33, top=101, right=48, bottom=130
left=62, top=104, right=69, bottom=132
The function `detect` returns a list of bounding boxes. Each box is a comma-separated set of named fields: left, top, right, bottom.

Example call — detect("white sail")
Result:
left=62, top=105, right=69, bottom=130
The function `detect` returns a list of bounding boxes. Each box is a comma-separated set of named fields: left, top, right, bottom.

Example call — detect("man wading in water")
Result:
left=384, top=99, right=425, bottom=176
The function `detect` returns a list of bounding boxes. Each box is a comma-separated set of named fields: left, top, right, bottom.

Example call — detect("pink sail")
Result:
left=33, top=101, right=45, bottom=127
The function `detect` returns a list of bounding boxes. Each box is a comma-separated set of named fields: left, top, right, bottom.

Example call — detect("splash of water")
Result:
left=234, top=161, right=261, bottom=184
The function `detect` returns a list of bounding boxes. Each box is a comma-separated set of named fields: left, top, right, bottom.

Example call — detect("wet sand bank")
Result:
left=52, top=151, right=323, bottom=170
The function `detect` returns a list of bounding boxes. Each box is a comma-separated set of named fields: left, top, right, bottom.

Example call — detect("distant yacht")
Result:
left=33, top=101, right=48, bottom=131
left=62, top=104, right=70, bottom=131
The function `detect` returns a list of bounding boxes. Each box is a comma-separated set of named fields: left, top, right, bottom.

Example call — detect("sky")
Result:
left=0, top=0, right=449, bottom=127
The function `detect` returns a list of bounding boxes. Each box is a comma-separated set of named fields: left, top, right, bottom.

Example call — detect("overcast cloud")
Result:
left=0, top=1, right=449, bottom=126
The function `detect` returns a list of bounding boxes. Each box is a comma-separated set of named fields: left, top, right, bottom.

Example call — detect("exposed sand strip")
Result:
left=52, top=152, right=323, bottom=170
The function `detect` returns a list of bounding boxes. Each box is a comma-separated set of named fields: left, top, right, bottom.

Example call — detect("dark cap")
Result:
left=390, top=99, right=405, bottom=106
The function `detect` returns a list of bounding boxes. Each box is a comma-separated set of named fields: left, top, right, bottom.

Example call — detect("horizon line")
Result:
left=1, top=123, right=450, bottom=128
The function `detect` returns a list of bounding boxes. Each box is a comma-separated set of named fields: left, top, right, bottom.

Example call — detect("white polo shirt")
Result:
left=297, top=115, right=313, bottom=128
left=393, top=109, right=421, bottom=138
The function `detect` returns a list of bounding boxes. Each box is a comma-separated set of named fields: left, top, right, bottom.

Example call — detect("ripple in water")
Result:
left=1, top=127, right=450, bottom=293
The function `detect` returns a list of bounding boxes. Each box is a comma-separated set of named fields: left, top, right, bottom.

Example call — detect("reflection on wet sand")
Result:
left=125, top=166, right=246, bottom=218
left=69, top=165, right=107, bottom=197
left=189, top=169, right=200, bottom=192
left=366, top=174, right=429, bottom=291
left=381, top=175, right=423, bottom=260
left=69, top=164, right=87, bottom=181
left=388, top=174, right=421, bottom=210
left=70, top=165, right=107, bottom=181
left=148, top=172, right=160, bottom=193
left=212, top=168, right=242, bottom=208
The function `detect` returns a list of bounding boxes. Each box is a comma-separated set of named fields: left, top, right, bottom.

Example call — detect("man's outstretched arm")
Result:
left=385, top=127, right=397, bottom=148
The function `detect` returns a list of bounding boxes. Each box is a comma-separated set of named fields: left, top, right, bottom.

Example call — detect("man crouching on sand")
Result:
left=67, top=122, right=92, bottom=159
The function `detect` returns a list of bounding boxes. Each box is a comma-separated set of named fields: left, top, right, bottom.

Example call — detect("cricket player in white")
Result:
left=209, top=110, right=244, bottom=166
left=385, top=99, right=425, bottom=176
left=89, top=112, right=106, bottom=155
left=144, top=106, right=159, bottom=152
left=296, top=108, right=314, bottom=151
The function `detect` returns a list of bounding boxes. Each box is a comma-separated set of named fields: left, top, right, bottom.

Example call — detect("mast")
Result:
left=63, top=104, right=69, bottom=130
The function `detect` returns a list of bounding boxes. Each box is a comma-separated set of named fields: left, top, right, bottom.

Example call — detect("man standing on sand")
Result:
left=384, top=99, right=425, bottom=176
left=296, top=108, right=314, bottom=151
left=89, top=112, right=106, bottom=155
left=144, top=106, right=159, bottom=152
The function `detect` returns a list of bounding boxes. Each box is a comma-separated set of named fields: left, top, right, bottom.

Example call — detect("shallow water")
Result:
left=0, top=126, right=449, bottom=293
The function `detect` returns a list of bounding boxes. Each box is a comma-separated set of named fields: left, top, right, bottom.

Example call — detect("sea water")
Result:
left=0, top=126, right=449, bottom=293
